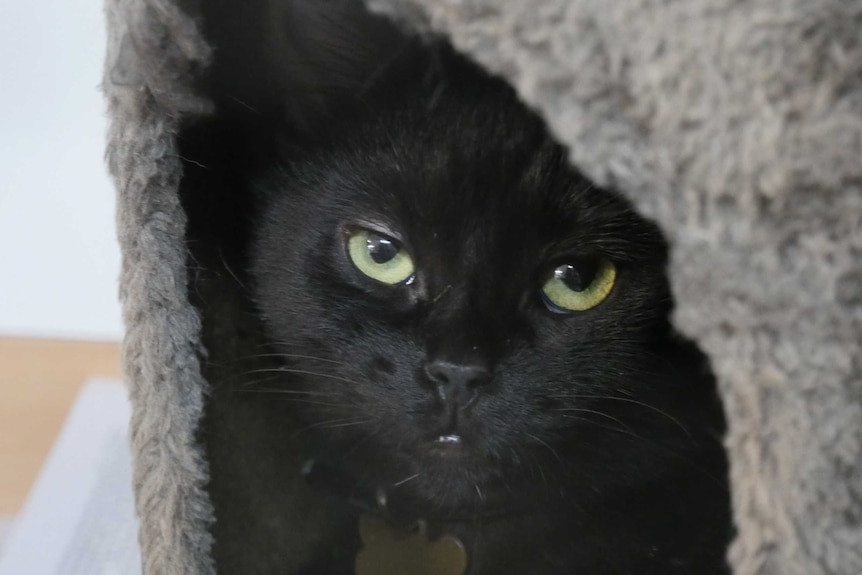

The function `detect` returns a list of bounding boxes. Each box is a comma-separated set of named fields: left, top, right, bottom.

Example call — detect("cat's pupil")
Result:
left=556, top=261, right=599, bottom=292
left=367, top=234, right=399, bottom=264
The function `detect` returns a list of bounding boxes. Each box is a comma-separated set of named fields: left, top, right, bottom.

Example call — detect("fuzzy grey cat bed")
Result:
left=104, top=0, right=862, bottom=574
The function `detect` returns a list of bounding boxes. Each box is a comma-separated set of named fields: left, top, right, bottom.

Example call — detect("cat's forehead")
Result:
left=302, top=92, right=664, bottom=266
left=328, top=132, right=636, bottom=258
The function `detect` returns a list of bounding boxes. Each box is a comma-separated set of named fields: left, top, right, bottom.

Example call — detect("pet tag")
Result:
left=355, top=513, right=467, bottom=575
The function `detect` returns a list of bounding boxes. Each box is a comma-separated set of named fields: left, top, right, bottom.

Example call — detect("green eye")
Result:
left=347, top=229, right=415, bottom=285
left=541, top=259, right=616, bottom=312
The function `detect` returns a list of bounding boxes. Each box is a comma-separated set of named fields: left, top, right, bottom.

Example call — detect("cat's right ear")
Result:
left=263, top=0, right=418, bottom=141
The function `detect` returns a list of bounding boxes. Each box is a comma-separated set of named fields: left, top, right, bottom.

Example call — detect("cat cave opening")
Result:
left=173, top=1, right=732, bottom=574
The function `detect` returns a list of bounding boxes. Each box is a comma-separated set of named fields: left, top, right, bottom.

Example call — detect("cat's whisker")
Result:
left=552, top=406, right=632, bottom=431
left=276, top=367, right=365, bottom=387
left=218, top=247, right=247, bottom=289
left=393, top=473, right=421, bottom=487
left=239, top=396, right=346, bottom=408
left=234, top=388, right=345, bottom=406
left=237, top=367, right=363, bottom=387
left=235, top=385, right=327, bottom=396
left=590, top=396, right=693, bottom=439
left=474, top=482, right=485, bottom=503
left=251, top=340, right=354, bottom=361
left=432, top=284, right=452, bottom=304
left=507, top=447, right=521, bottom=467
left=235, top=352, right=352, bottom=367
left=557, top=412, right=664, bottom=448
left=343, top=425, right=383, bottom=458
left=292, top=417, right=373, bottom=438
left=231, top=375, right=282, bottom=388
left=524, top=449, right=549, bottom=486
left=527, top=433, right=563, bottom=465
left=239, top=388, right=330, bottom=399
left=551, top=394, right=693, bottom=439
left=320, top=419, right=373, bottom=429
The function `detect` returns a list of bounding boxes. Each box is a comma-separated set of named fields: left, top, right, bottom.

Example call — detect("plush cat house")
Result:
left=104, top=0, right=862, bottom=573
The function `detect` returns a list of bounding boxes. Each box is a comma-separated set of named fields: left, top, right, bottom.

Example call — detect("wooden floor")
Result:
left=0, top=338, right=122, bottom=514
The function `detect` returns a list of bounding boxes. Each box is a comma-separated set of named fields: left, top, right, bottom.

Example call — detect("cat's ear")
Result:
left=264, top=0, right=418, bottom=139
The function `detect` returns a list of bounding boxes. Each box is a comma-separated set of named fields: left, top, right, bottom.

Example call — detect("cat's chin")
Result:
left=382, top=441, right=525, bottom=518
left=322, top=425, right=537, bottom=516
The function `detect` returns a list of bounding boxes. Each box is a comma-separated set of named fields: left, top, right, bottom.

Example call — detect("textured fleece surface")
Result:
left=104, top=1, right=215, bottom=574
left=104, top=0, right=862, bottom=574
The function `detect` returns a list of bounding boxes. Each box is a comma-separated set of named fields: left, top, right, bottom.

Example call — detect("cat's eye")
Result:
left=347, top=228, right=415, bottom=285
left=541, top=259, right=616, bottom=312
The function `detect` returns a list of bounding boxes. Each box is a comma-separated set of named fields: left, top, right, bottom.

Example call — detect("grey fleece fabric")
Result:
left=103, top=0, right=862, bottom=574
left=104, top=1, right=216, bottom=574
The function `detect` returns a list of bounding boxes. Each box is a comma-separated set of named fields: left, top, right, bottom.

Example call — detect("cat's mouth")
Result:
left=436, top=434, right=462, bottom=445
left=421, top=432, right=469, bottom=458
left=420, top=404, right=474, bottom=454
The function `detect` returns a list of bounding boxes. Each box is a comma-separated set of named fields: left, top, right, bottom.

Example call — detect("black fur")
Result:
left=193, top=2, right=732, bottom=573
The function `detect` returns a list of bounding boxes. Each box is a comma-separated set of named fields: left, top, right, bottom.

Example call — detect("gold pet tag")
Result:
left=355, top=514, right=468, bottom=575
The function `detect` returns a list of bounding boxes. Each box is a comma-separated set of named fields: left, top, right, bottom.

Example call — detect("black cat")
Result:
left=197, top=2, right=732, bottom=573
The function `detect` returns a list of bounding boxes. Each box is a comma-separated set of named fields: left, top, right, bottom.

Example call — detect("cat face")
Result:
left=248, top=80, right=709, bottom=516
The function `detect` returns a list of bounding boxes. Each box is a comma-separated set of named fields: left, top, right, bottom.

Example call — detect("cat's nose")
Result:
left=424, top=359, right=492, bottom=405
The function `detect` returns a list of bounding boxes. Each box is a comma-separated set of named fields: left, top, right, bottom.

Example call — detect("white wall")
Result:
left=0, top=1, right=123, bottom=341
